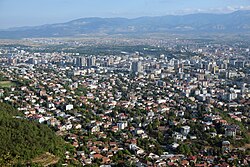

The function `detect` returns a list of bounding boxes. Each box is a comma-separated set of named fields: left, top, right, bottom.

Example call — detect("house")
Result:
left=75, top=124, right=82, bottom=129
left=129, top=144, right=144, bottom=155
left=224, top=125, right=240, bottom=137
left=181, top=160, right=189, bottom=166
left=172, top=132, right=186, bottom=141
left=65, top=104, right=73, bottom=111
left=136, top=129, right=145, bottom=135
left=189, top=135, right=197, bottom=140
left=148, top=153, right=159, bottom=160
left=92, top=153, right=103, bottom=159
left=91, top=126, right=100, bottom=133
left=155, top=160, right=167, bottom=166
left=102, top=157, right=111, bottom=164
left=181, top=126, right=190, bottom=135
left=0, top=89, right=4, bottom=97
left=222, top=140, right=231, bottom=153
left=171, top=143, right=179, bottom=149
left=117, top=121, right=128, bottom=130
left=112, top=126, right=118, bottom=132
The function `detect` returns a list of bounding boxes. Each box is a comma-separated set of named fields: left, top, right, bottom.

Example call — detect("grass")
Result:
left=0, top=81, right=15, bottom=88
left=32, top=152, right=60, bottom=166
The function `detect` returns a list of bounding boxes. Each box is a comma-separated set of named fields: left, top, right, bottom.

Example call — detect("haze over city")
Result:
left=1, top=0, right=250, bottom=29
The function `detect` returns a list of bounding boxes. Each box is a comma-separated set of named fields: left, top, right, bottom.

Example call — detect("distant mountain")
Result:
left=1, top=10, right=250, bottom=38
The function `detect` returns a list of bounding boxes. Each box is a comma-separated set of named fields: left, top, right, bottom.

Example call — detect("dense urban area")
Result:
left=0, top=37, right=249, bottom=166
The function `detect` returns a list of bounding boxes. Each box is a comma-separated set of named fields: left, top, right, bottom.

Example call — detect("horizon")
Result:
left=1, top=0, right=250, bottom=29
left=1, top=9, right=249, bottom=30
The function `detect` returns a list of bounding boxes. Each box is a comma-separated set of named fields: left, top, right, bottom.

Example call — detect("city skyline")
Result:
left=1, top=0, right=250, bottom=29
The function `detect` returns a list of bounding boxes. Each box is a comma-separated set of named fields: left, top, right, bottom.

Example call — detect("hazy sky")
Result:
left=0, top=0, right=250, bottom=29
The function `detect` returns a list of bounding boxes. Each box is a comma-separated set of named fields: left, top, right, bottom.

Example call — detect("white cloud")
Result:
left=170, top=6, right=250, bottom=15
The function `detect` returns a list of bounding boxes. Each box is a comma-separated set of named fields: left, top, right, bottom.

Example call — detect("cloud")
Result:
left=170, top=5, right=250, bottom=15
left=209, top=6, right=250, bottom=13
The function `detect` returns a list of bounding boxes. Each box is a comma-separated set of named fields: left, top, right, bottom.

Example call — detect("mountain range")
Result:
left=1, top=10, right=250, bottom=38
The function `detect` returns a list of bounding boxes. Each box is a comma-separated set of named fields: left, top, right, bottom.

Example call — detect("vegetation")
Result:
left=0, top=102, right=67, bottom=166
left=32, top=152, right=60, bottom=166
left=0, top=73, right=15, bottom=88
left=0, top=81, right=16, bottom=88
left=0, top=73, right=7, bottom=81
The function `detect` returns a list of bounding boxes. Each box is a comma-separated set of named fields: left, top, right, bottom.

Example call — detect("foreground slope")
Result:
left=0, top=102, right=66, bottom=166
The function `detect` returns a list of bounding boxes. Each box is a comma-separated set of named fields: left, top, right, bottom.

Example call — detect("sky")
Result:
left=0, top=0, right=250, bottom=29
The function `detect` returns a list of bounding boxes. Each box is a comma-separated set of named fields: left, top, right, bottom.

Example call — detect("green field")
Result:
left=0, top=81, right=15, bottom=88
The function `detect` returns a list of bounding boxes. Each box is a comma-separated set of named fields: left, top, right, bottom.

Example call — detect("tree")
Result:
left=152, top=119, right=160, bottom=129
left=157, top=131, right=164, bottom=144
left=0, top=102, right=69, bottom=166
left=147, top=124, right=153, bottom=133
left=178, top=144, right=191, bottom=155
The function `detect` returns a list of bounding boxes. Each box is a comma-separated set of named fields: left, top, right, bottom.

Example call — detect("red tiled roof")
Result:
left=93, top=153, right=103, bottom=159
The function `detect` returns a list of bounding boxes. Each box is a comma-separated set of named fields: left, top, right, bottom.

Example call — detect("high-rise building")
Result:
left=8, top=57, right=18, bottom=65
left=107, top=57, right=114, bottom=66
left=103, top=57, right=114, bottom=67
left=26, top=57, right=37, bottom=65
left=132, top=61, right=143, bottom=73
left=75, top=57, right=86, bottom=67
left=87, top=56, right=96, bottom=67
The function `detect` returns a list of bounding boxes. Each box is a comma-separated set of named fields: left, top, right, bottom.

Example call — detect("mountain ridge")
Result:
left=1, top=10, right=250, bottom=38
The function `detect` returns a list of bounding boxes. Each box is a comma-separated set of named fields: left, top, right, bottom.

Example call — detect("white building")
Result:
left=117, top=121, right=128, bottom=130
left=65, top=104, right=74, bottom=111
left=181, top=126, right=190, bottom=135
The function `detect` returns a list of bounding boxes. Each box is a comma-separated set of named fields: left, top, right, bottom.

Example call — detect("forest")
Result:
left=0, top=102, right=67, bottom=166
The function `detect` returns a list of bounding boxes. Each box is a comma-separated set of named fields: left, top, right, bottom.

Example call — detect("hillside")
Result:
left=0, top=10, right=250, bottom=38
left=0, top=102, right=66, bottom=166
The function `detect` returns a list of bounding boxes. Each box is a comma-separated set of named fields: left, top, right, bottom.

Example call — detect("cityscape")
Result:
left=0, top=36, right=249, bottom=166
left=0, top=0, right=250, bottom=167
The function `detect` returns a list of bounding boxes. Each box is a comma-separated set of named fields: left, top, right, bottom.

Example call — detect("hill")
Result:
left=0, top=10, right=250, bottom=38
left=0, top=102, right=66, bottom=166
